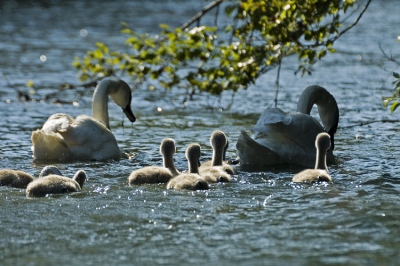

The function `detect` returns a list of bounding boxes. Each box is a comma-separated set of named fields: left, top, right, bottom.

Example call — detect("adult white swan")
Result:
left=31, top=78, right=136, bottom=161
left=236, top=85, right=339, bottom=167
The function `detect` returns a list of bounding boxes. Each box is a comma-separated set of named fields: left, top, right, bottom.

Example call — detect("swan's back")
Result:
left=128, top=138, right=179, bottom=185
left=199, top=166, right=231, bottom=183
left=39, top=165, right=63, bottom=177
left=128, top=167, right=173, bottom=185
left=26, top=170, right=86, bottom=197
left=292, top=169, right=332, bottom=183
left=0, top=169, right=35, bottom=188
left=167, top=143, right=209, bottom=190
left=166, top=173, right=209, bottom=190
left=252, top=108, right=324, bottom=151
left=201, top=130, right=235, bottom=175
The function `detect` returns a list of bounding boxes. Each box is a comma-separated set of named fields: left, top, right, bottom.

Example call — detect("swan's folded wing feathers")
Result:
left=41, top=113, right=74, bottom=133
left=58, top=116, right=113, bottom=146
left=256, top=108, right=291, bottom=126
left=31, top=129, right=71, bottom=161
left=236, top=130, right=282, bottom=165
left=56, top=116, right=120, bottom=160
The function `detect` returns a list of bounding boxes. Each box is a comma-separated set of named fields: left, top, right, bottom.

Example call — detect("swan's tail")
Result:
left=236, top=130, right=281, bottom=165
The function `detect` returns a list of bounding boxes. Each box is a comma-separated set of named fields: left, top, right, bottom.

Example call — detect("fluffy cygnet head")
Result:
left=73, top=170, right=87, bottom=189
left=160, top=138, right=176, bottom=156
left=316, top=132, right=331, bottom=152
left=210, top=130, right=228, bottom=151
left=186, top=143, right=201, bottom=172
left=209, top=130, right=228, bottom=166
left=39, top=165, right=62, bottom=177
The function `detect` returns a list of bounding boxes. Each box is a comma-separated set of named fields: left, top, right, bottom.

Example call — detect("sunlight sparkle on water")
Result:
left=80, top=29, right=88, bottom=37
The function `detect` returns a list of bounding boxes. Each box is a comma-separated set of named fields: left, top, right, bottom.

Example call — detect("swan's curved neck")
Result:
left=296, top=85, right=334, bottom=115
left=211, top=149, right=224, bottom=166
left=92, top=82, right=112, bottom=129
left=296, top=85, right=339, bottom=145
left=315, top=149, right=328, bottom=171
left=163, top=155, right=178, bottom=176
left=188, top=157, right=199, bottom=174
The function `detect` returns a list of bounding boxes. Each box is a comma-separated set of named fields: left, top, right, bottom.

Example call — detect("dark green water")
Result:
left=1, top=0, right=400, bottom=265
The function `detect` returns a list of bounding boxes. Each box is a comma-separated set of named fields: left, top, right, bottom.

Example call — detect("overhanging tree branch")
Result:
left=179, top=0, right=223, bottom=30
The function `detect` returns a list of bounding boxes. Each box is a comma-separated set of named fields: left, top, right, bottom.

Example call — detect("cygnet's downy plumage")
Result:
left=292, top=132, right=333, bottom=183
left=0, top=169, right=35, bottom=188
left=199, top=130, right=232, bottom=183
left=128, top=138, right=180, bottom=185
left=26, top=167, right=87, bottom=197
left=39, top=165, right=63, bottom=177
left=167, top=143, right=209, bottom=191
left=200, top=130, right=234, bottom=175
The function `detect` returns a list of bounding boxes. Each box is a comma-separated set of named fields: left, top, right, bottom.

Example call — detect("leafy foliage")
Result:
left=382, top=35, right=400, bottom=113
left=383, top=72, right=400, bottom=113
left=73, top=0, right=362, bottom=95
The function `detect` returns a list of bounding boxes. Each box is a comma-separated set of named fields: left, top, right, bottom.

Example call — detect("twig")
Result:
left=300, top=0, right=372, bottom=49
left=214, top=2, right=220, bottom=27
left=1, top=71, right=32, bottom=101
left=224, top=91, right=236, bottom=111
left=380, top=44, right=400, bottom=65
left=179, top=0, right=224, bottom=30
left=60, top=76, right=105, bottom=90
left=274, top=55, right=282, bottom=108
left=341, top=119, right=400, bottom=129
left=331, top=0, right=372, bottom=42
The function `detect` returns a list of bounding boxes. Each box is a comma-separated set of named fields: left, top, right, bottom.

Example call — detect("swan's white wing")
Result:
left=41, top=113, right=75, bottom=133
left=57, top=115, right=120, bottom=160
left=32, top=114, right=120, bottom=161
left=31, top=129, right=71, bottom=161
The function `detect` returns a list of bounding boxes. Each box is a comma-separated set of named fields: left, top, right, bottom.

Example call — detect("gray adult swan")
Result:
left=236, top=85, right=339, bottom=167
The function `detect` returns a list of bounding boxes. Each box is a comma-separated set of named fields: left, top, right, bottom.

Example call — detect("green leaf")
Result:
left=390, top=102, right=400, bottom=113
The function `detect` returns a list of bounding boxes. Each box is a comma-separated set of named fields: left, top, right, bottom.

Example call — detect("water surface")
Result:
left=1, top=0, right=400, bottom=265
